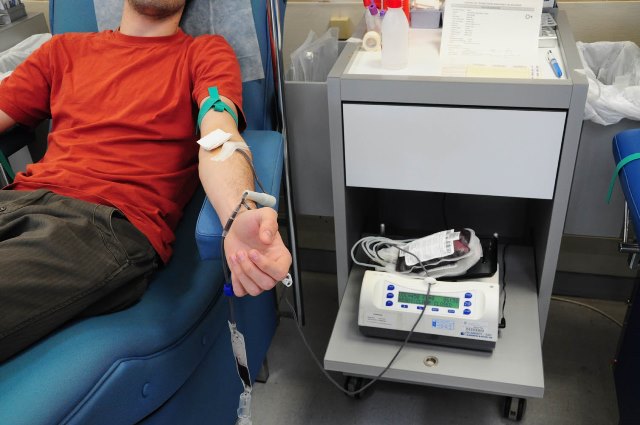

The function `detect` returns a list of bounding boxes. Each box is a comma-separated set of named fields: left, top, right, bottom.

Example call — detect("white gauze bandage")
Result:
left=197, top=129, right=232, bottom=151
left=197, top=129, right=250, bottom=162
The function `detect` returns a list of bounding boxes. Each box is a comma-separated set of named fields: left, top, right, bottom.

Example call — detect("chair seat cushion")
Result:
left=196, top=130, right=283, bottom=260
left=0, top=190, right=230, bottom=425
left=613, top=128, right=640, bottom=230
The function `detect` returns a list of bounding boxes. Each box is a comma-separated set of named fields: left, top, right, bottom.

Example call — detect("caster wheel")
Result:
left=343, top=376, right=365, bottom=399
left=503, top=396, right=527, bottom=421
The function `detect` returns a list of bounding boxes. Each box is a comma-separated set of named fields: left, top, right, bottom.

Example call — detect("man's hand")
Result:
left=224, top=207, right=292, bottom=297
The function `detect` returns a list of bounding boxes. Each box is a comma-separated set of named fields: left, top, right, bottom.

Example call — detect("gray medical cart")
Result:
left=323, top=11, right=587, bottom=420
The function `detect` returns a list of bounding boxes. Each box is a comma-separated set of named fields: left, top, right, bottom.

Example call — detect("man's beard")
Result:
left=127, top=0, right=185, bottom=20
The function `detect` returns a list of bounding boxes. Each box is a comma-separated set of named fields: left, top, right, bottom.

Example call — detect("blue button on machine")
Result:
left=387, top=284, right=395, bottom=291
left=448, top=309, right=455, bottom=314
left=463, top=309, right=471, bottom=315
left=464, top=301, right=472, bottom=307
left=401, top=304, right=408, bottom=309
left=431, top=307, right=439, bottom=312
left=386, top=301, right=393, bottom=307
left=465, top=292, right=472, bottom=298
left=386, top=293, right=394, bottom=299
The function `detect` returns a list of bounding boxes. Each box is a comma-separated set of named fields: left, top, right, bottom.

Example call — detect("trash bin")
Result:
left=284, top=29, right=343, bottom=217
left=565, top=41, right=640, bottom=238
left=580, top=41, right=640, bottom=126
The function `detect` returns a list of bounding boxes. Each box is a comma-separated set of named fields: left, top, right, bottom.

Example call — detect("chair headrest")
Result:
left=92, top=0, right=264, bottom=82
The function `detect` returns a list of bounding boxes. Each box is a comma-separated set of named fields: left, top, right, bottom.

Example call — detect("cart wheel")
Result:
left=503, top=396, right=527, bottom=421
left=343, top=375, right=365, bottom=399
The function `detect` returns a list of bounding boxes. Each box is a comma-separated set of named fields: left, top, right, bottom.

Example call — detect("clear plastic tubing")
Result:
left=381, top=0, right=409, bottom=70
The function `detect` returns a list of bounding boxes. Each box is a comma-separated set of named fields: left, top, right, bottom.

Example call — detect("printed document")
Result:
left=440, top=0, right=542, bottom=71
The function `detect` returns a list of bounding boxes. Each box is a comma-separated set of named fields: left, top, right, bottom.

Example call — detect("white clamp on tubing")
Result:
left=281, top=273, right=293, bottom=287
left=243, top=190, right=276, bottom=208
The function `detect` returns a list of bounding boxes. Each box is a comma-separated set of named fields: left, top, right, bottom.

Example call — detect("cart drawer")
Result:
left=343, top=103, right=567, bottom=199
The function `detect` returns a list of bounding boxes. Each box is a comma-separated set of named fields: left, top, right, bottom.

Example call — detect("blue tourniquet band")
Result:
left=197, top=86, right=239, bottom=131
left=607, top=153, right=640, bottom=203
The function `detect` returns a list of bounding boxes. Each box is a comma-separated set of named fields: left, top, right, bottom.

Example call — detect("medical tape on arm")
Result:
left=212, top=141, right=250, bottom=162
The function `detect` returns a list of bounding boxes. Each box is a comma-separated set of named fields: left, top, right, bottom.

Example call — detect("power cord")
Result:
left=499, top=243, right=509, bottom=329
left=350, top=236, right=415, bottom=272
left=498, top=244, right=620, bottom=329
left=279, top=245, right=435, bottom=397
left=550, top=296, right=623, bottom=328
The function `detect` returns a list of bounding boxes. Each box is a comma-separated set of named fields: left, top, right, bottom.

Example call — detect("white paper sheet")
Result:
left=440, top=0, right=542, bottom=68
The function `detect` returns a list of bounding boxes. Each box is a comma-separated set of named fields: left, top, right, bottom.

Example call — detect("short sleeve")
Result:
left=0, top=36, right=53, bottom=127
left=189, top=35, right=245, bottom=132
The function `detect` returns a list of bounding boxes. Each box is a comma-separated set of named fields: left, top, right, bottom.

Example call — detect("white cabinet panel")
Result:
left=343, top=104, right=567, bottom=199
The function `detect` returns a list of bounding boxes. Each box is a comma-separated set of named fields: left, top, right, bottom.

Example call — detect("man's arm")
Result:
left=198, top=96, right=292, bottom=297
left=198, top=96, right=253, bottom=223
left=0, top=109, right=16, bottom=135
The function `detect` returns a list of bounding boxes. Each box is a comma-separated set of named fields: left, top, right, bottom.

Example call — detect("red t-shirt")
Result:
left=0, top=30, right=245, bottom=263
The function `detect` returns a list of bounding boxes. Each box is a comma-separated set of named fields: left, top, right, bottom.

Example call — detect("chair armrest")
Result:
left=195, top=130, right=284, bottom=260
left=0, top=125, right=34, bottom=158
left=612, top=128, right=640, bottom=231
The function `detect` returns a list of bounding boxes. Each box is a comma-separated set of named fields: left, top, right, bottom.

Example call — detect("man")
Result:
left=0, top=0, right=292, bottom=362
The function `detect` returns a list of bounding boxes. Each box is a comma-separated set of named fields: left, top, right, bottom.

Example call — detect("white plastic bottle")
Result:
left=381, top=0, right=409, bottom=70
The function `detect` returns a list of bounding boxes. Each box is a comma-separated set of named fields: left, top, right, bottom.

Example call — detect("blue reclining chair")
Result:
left=611, top=128, right=640, bottom=425
left=0, top=1, right=285, bottom=424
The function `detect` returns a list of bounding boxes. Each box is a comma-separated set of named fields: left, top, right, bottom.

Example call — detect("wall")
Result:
left=561, top=1, right=640, bottom=45
left=27, top=1, right=640, bottom=49
left=23, top=0, right=49, bottom=26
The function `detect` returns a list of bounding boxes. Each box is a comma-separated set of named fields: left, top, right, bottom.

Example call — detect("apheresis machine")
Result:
left=353, top=229, right=501, bottom=352
left=358, top=270, right=500, bottom=351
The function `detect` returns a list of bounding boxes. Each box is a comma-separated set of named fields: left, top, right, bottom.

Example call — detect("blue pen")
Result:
left=547, top=50, right=562, bottom=78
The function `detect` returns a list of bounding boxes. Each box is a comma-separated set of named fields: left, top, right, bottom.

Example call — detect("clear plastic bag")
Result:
left=577, top=41, right=640, bottom=125
left=289, top=30, right=317, bottom=82
left=0, top=33, right=51, bottom=80
left=288, top=27, right=339, bottom=82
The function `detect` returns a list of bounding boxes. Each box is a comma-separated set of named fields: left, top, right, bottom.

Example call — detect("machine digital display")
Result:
left=398, top=292, right=460, bottom=309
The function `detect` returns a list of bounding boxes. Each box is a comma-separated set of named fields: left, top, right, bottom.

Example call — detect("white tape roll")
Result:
left=362, top=31, right=381, bottom=52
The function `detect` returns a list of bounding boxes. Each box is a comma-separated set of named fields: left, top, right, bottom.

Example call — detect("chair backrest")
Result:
left=49, top=0, right=279, bottom=131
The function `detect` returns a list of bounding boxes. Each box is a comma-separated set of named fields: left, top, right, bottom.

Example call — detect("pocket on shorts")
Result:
left=109, top=211, right=156, bottom=264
